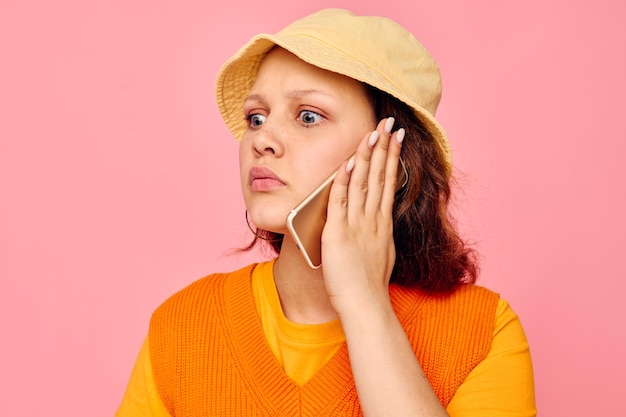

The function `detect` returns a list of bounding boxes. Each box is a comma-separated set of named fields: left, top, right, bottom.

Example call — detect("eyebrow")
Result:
left=244, top=89, right=335, bottom=105
left=285, top=89, right=334, bottom=100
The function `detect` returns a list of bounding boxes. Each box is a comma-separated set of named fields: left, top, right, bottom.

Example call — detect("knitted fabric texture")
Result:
left=149, top=263, right=499, bottom=416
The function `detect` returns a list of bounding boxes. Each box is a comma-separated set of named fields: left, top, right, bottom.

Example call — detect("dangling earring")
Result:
left=245, top=210, right=282, bottom=242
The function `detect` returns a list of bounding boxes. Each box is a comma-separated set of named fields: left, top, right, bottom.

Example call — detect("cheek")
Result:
left=303, top=144, right=354, bottom=185
left=335, top=131, right=368, bottom=159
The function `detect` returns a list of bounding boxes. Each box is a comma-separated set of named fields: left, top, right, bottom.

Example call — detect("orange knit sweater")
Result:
left=149, top=263, right=499, bottom=416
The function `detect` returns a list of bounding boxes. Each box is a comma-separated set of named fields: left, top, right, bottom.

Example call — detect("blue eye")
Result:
left=299, top=110, right=323, bottom=125
left=246, top=113, right=266, bottom=128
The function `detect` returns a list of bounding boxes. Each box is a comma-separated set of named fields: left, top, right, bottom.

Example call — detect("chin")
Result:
left=247, top=208, right=289, bottom=235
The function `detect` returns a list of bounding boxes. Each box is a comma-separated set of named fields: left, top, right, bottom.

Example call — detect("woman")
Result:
left=116, top=8, right=536, bottom=417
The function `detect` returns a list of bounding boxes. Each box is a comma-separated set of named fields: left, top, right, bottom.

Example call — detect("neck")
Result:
left=273, top=236, right=338, bottom=324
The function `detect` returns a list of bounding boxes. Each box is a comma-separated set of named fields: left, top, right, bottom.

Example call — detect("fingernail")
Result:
left=396, top=128, right=405, bottom=144
left=368, top=131, right=379, bottom=147
left=384, top=117, right=395, bottom=133
left=346, top=156, right=355, bottom=173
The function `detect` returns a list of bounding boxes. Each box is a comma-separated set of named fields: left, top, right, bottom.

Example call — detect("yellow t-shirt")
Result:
left=251, top=260, right=346, bottom=385
left=116, top=261, right=536, bottom=416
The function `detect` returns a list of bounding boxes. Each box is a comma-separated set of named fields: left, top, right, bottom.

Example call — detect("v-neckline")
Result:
left=221, top=263, right=429, bottom=414
left=223, top=264, right=356, bottom=414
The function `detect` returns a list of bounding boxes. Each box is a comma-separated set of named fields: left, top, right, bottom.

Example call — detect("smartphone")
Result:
left=286, top=157, right=408, bottom=269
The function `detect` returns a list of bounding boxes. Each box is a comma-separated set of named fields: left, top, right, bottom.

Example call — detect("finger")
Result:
left=380, top=127, right=404, bottom=216
left=325, top=156, right=353, bottom=227
left=344, top=129, right=377, bottom=218
left=363, top=117, right=395, bottom=216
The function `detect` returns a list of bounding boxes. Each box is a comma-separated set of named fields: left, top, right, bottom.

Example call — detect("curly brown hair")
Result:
left=242, top=85, right=478, bottom=293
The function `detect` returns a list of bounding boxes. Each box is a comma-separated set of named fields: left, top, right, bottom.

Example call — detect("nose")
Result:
left=251, top=120, right=285, bottom=158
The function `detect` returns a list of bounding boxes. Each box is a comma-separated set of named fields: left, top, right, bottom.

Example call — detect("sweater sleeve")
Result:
left=445, top=299, right=537, bottom=417
left=115, top=337, right=171, bottom=417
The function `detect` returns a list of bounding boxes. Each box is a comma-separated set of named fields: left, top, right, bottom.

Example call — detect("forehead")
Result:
left=251, top=47, right=369, bottom=98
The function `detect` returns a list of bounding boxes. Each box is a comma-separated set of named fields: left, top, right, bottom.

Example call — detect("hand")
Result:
left=321, top=117, right=405, bottom=316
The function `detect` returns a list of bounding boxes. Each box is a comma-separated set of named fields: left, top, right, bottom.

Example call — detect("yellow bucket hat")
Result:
left=215, top=8, right=452, bottom=178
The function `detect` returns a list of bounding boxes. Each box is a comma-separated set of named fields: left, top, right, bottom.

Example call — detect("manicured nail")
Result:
left=368, top=131, right=379, bottom=147
left=396, top=128, right=405, bottom=144
left=346, top=156, right=355, bottom=173
left=384, top=117, right=395, bottom=133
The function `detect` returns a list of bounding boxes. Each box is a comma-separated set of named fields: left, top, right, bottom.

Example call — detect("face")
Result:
left=239, top=47, right=376, bottom=234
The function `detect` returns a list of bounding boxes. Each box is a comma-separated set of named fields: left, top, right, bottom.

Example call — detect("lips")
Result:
left=248, top=166, right=286, bottom=192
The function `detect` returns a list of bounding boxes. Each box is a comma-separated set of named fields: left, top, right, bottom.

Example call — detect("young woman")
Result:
left=116, top=8, right=536, bottom=417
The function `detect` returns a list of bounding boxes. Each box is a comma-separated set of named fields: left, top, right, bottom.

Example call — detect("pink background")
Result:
left=1, top=0, right=624, bottom=415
